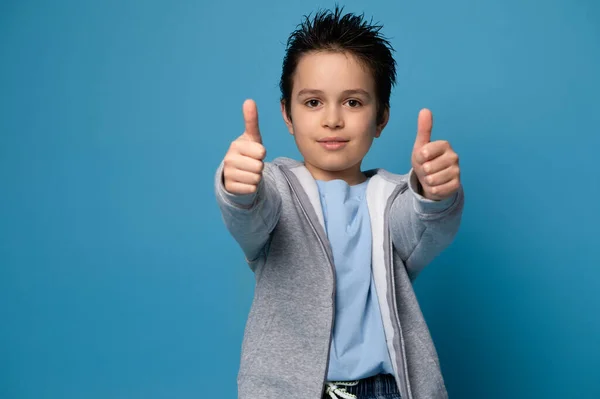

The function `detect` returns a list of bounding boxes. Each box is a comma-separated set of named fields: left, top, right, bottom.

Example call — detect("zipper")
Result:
left=278, top=169, right=337, bottom=399
left=385, top=184, right=413, bottom=399
left=387, top=233, right=412, bottom=399
left=279, top=166, right=412, bottom=398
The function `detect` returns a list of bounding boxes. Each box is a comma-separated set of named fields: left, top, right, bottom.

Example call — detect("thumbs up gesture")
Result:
left=411, top=109, right=461, bottom=201
left=223, top=99, right=267, bottom=195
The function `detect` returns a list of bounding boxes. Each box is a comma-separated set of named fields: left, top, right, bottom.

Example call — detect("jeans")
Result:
left=322, top=373, right=401, bottom=399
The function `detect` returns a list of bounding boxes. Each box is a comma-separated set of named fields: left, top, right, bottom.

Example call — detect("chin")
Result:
left=312, top=159, right=358, bottom=173
left=300, top=147, right=364, bottom=173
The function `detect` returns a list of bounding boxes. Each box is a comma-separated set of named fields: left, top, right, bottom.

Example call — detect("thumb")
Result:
left=242, top=99, right=262, bottom=144
left=413, top=108, right=432, bottom=150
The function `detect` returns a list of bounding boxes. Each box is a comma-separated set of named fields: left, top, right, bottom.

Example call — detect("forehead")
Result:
left=292, top=51, right=375, bottom=94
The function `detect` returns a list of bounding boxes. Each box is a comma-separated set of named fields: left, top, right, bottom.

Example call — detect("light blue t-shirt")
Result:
left=316, top=178, right=394, bottom=381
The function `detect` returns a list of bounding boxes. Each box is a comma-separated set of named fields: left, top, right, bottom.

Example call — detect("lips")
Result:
left=317, top=137, right=349, bottom=150
left=317, top=137, right=349, bottom=143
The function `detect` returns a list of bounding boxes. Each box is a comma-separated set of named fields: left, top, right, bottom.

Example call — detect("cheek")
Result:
left=348, top=110, right=377, bottom=129
left=291, top=115, right=318, bottom=138
left=353, top=119, right=379, bottom=140
left=291, top=124, right=313, bottom=149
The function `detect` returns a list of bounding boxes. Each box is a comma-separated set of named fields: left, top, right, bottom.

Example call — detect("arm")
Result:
left=390, top=168, right=464, bottom=280
left=214, top=99, right=282, bottom=265
left=390, top=108, right=464, bottom=279
left=215, top=161, right=282, bottom=263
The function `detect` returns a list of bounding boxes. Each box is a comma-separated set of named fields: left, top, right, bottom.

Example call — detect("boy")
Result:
left=215, top=6, right=464, bottom=399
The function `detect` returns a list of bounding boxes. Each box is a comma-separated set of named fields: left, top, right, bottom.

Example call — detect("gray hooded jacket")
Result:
left=215, top=157, right=464, bottom=399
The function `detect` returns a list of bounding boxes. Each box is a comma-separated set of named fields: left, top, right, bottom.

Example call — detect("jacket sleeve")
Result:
left=214, top=161, right=282, bottom=264
left=389, top=168, right=464, bottom=280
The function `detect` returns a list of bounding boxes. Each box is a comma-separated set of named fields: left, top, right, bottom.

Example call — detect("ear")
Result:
left=374, top=107, right=389, bottom=138
left=280, top=101, right=294, bottom=135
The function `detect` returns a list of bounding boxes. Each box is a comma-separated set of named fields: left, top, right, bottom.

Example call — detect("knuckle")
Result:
left=229, top=142, right=241, bottom=155
left=258, top=146, right=267, bottom=159
left=224, top=152, right=240, bottom=167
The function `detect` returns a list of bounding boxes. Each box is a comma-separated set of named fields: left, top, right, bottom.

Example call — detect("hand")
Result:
left=223, top=99, right=267, bottom=195
left=411, top=109, right=461, bottom=201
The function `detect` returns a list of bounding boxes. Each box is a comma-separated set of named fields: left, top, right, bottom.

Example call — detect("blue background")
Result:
left=1, top=0, right=599, bottom=397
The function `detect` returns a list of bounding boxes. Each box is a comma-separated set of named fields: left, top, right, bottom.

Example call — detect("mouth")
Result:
left=317, top=137, right=349, bottom=150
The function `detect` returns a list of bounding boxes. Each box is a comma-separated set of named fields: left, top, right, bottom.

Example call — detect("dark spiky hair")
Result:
left=279, top=5, right=397, bottom=124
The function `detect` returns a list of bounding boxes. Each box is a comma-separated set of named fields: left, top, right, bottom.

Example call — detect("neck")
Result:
left=304, top=161, right=367, bottom=186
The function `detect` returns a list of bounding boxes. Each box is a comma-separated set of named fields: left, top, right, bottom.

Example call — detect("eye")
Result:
left=305, top=99, right=321, bottom=108
left=345, top=99, right=362, bottom=108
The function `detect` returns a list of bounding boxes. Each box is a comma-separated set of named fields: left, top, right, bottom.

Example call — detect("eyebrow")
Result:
left=296, top=88, right=372, bottom=99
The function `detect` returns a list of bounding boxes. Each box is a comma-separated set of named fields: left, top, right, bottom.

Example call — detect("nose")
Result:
left=321, top=104, right=344, bottom=129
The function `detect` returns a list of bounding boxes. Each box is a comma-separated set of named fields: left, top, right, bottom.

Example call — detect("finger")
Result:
left=420, top=165, right=459, bottom=187
left=243, top=99, right=262, bottom=144
left=229, top=155, right=264, bottom=174
left=421, top=149, right=458, bottom=174
left=414, top=140, right=448, bottom=165
left=236, top=140, right=266, bottom=161
left=225, top=181, right=259, bottom=195
left=423, top=179, right=461, bottom=200
left=413, top=108, right=433, bottom=151
left=226, top=168, right=262, bottom=186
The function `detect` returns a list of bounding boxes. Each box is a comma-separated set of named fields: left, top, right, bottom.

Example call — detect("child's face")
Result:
left=281, top=51, right=388, bottom=183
